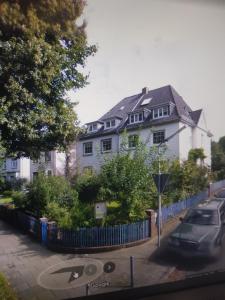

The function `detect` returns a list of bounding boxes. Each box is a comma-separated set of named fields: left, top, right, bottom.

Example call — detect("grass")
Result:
left=0, top=197, right=12, bottom=204
left=0, top=272, right=17, bottom=300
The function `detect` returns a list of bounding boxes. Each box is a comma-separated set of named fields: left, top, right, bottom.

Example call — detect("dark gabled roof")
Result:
left=189, top=109, right=202, bottom=125
left=79, top=85, right=202, bottom=140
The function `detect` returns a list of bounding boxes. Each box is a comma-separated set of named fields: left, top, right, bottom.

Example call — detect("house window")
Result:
left=88, top=123, right=97, bottom=132
left=105, top=119, right=116, bottom=129
left=128, top=135, right=139, bottom=148
left=129, top=112, right=144, bottom=124
left=83, top=142, right=93, bottom=156
left=153, top=106, right=169, bottom=119
left=153, top=131, right=165, bottom=144
left=45, top=152, right=51, bottom=162
left=101, top=139, right=112, bottom=152
left=47, top=170, right=52, bottom=176
left=11, top=159, right=17, bottom=169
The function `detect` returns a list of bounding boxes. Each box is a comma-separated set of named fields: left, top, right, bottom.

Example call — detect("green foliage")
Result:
left=44, top=202, right=72, bottom=229
left=70, top=202, right=95, bottom=228
left=0, top=272, right=17, bottom=300
left=188, top=148, right=206, bottom=163
left=211, top=139, right=225, bottom=180
left=99, top=140, right=157, bottom=221
left=165, top=159, right=209, bottom=203
left=0, top=0, right=97, bottom=158
left=75, top=174, right=101, bottom=203
left=26, top=174, right=78, bottom=217
left=12, top=191, right=28, bottom=209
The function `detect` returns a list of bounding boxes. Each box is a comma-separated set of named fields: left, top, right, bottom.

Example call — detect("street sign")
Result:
left=153, top=173, right=169, bottom=193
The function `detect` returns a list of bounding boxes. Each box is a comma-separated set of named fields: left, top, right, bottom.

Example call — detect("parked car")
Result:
left=168, top=199, right=225, bottom=258
left=214, top=188, right=225, bottom=199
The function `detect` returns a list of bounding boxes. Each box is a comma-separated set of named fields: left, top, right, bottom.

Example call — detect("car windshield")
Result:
left=184, top=209, right=219, bottom=225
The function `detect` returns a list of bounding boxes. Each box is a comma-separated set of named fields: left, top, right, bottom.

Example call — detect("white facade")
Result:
left=0, top=157, right=31, bottom=181
left=77, top=122, right=194, bottom=174
left=77, top=119, right=212, bottom=174
left=30, top=151, right=66, bottom=180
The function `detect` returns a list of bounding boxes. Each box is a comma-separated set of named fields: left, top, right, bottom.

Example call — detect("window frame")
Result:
left=101, top=138, right=112, bottom=153
left=129, top=112, right=144, bottom=124
left=11, top=159, right=17, bottom=169
left=153, top=130, right=165, bottom=144
left=45, top=152, right=51, bottom=162
left=83, top=142, right=93, bottom=156
left=153, top=106, right=169, bottom=119
left=128, top=134, right=139, bottom=149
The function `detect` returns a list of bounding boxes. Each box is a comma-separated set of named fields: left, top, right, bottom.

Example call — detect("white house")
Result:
left=30, top=151, right=67, bottom=181
left=76, top=85, right=212, bottom=174
left=0, top=157, right=31, bottom=182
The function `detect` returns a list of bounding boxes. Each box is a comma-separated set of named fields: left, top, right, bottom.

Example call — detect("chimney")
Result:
left=142, top=87, right=149, bottom=94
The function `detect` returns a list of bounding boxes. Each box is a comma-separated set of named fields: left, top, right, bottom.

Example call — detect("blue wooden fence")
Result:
left=48, top=219, right=150, bottom=248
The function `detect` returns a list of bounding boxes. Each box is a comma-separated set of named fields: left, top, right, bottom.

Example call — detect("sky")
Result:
left=69, top=0, right=225, bottom=141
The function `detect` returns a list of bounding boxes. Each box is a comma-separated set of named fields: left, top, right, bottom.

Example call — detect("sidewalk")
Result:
left=0, top=214, right=183, bottom=300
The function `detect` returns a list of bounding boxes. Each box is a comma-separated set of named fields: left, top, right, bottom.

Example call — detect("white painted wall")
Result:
left=179, top=123, right=193, bottom=162
left=192, top=113, right=211, bottom=167
left=0, top=157, right=31, bottom=181
left=55, top=152, right=66, bottom=176
left=76, top=134, right=118, bottom=173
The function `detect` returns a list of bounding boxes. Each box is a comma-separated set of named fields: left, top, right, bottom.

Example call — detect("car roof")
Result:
left=194, top=199, right=225, bottom=210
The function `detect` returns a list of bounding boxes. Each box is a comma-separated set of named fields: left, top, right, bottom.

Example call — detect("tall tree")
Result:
left=0, top=0, right=96, bottom=158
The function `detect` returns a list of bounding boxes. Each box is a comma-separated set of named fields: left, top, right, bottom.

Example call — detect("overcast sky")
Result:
left=69, top=0, right=225, bottom=141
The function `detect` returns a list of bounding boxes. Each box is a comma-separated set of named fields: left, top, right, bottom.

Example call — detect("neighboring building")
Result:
left=0, top=157, right=31, bottom=182
left=76, top=85, right=212, bottom=174
left=30, top=151, right=67, bottom=181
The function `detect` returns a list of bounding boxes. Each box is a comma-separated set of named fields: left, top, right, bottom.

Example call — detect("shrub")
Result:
left=44, top=202, right=72, bottom=229
left=25, top=174, right=78, bottom=217
left=75, top=174, right=101, bottom=203
left=11, top=191, right=28, bottom=209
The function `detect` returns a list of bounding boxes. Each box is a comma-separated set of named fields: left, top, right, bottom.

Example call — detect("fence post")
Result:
left=40, top=217, right=48, bottom=246
left=47, top=221, right=57, bottom=243
left=130, top=256, right=134, bottom=288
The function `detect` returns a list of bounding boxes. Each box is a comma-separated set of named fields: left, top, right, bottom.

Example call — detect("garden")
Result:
left=0, top=139, right=210, bottom=230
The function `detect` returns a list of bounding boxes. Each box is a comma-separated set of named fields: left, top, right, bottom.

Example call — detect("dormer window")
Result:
left=153, top=106, right=169, bottom=119
left=88, top=123, right=99, bottom=132
left=129, top=112, right=144, bottom=124
left=105, top=119, right=116, bottom=129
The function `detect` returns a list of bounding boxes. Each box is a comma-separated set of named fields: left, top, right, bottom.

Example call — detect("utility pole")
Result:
left=156, top=125, right=186, bottom=248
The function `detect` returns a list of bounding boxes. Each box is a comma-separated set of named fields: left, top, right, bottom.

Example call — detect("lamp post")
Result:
left=156, top=125, right=186, bottom=248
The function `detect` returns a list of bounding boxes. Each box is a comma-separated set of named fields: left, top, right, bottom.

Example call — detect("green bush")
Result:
left=44, top=202, right=72, bottom=229
left=11, top=191, right=28, bottom=209
left=25, top=174, right=78, bottom=217
left=2, top=190, right=12, bottom=197
left=75, top=174, right=101, bottom=203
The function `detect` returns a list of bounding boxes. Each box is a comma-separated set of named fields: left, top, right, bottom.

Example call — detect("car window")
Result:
left=184, top=209, right=219, bottom=225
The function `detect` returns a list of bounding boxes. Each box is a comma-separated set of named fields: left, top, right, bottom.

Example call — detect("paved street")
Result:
left=0, top=219, right=178, bottom=300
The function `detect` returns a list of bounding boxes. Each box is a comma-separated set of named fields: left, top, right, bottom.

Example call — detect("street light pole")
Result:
left=156, top=125, right=186, bottom=248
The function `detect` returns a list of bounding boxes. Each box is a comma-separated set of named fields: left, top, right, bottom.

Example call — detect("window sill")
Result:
left=83, top=153, right=93, bottom=156
left=101, top=150, right=112, bottom=154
